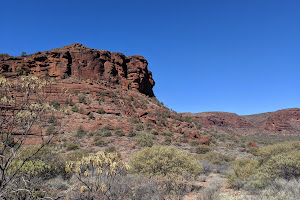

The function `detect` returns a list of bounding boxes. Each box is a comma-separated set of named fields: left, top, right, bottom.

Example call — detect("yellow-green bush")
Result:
left=66, top=143, right=79, bottom=151
left=258, top=141, right=300, bottom=161
left=130, top=145, right=201, bottom=177
left=229, top=141, right=300, bottom=190
left=8, top=145, right=65, bottom=179
left=258, top=150, right=300, bottom=180
left=195, top=145, right=211, bottom=154
left=135, top=132, right=154, bottom=147
left=66, top=149, right=89, bottom=161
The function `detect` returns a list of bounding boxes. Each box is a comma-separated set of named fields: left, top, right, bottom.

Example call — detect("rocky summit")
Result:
left=0, top=43, right=155, bottom=97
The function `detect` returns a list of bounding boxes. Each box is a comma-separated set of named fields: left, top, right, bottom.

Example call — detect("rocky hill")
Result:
left=0, top=43, right=155, bottom=96
left=0, top=44, right=206, bottom=149
left=185, top=108, right=300, bottom=135
left=1, top=44, right=299, bottom=150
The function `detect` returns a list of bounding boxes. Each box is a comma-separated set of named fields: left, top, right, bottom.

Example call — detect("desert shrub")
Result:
left=97, top=107, right=106, bottom=114
left=102, top=130, right=112, bottom=137
left=135, top=124, right=144, bottom=131
left=0, top=53, right=9, bottom=58
left=228, top=159, right=260, bottom=189
left=114, top=128, right=125, bottom=137
left=135, top=132, right=154, bottom=147
left=16, top=66, right=22, bottom=72
left=65, top=97, right=74, bottom=106
left=258, top=141, right=300, bottom=161
left=190, top=139, right=199, bottom=146
left=66, top=143, right=79, bottom=151
left=161, top=131, right=173, bottom=137
left=195, top=145, right=211, bottom=154
left=228, top=141, right=300, bottom=191
left=247, top=147, right=259, bottom=156
left=45, top=125, right=58, bottom=135
left=78, top=95, right=86, bottom=104
left=75, top=126, right=86, bottom=138
left=102, top=125, right=110, bottom=131
left=47, top=114, right=60, bottom=126
left=94, top=136, right=107, bottom=146
left=179, top=133, right=188, bottom=143
left=50, top=100, right=60, bottom=109
left=71, top=105, right=79, bottom=112
left=130, top=145, right=202, bottom=177
left=162, top=136, right=173, bottom=145
left=65, top=151, right=129, bottom=200
left=130, top=116, right=138, bottom=124
left=257, top=178, right=300, bottom=200
left=66, top=149, right=89, bottom=161
left=150, top=129, right=159, bottom=135
left=105, top=146, right=117, bottom=153
left=258, top=150, right=300, bottom=181
left=8, top=146, right=65, bottom=180
left=79, top=107, right=84, bottom=113
left=128, top=132, right=136, bottom=137
left=88, top=112, right=95, bottom=120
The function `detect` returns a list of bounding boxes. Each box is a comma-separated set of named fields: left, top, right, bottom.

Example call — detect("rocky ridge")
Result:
left=0, top=43, right=155, bottom=97
left=185, top=108, right=300, bottom=135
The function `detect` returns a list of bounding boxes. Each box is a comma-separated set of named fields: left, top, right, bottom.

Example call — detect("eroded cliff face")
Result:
left=0, top=43, right=155, bottom=97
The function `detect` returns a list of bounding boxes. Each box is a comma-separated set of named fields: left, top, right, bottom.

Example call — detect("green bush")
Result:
left=128, top=131, right=136, bottom=137
left=189, top=139, right=199, bottom=146
left=150, top=129, right=159, bottom=135
left=94, top=136, right=107, bottom=146
left=248, top=147, right=260, bottom=156
left=135, top=132, right=154, bottom=147
left=228, top=141, right=300, bottom=190
left=104, top=146, right=117, bottom=153
left=114, top=128, right=125, bottom=137
left=78, top=95, right=87, bottom=104
left=50, top=100, right=60, bottom=109
left=71, top=105, right=79, bottom=112
left=75, top=126, right=86, bottom=137
left=258, top=150, right=300, bottom=181
left=162, top=131, right=173, bottom=137
left=130, top=145, right=202, bottom=177
left=88, top=112, right=95, bottom=120
left=66, top=143, right=79, bottom=151
left=135, top=124, right=144, bottom=131
left=8, top=146, right=65, bottom=180
left=47, top=115, right=61, bottom=126
left=45, top=125, right=58, bottom=135
left=162, top=136, right=173, bottom=145
left=66, top=150, right=89, bottom=161
left=102, top=130, right=112, bottom=137
left=97, top=107, right=106, bottom=114
left=228, top=159, right=260, bottom=189
left=195, top=145, right=211, bottom=154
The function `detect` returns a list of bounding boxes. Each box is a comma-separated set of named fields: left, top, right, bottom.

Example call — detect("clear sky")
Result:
left=1, top=0, right=299, bottom=115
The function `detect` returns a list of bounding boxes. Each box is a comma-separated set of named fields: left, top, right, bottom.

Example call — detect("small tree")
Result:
left=0, top=75, right=58, bottom=197
left=21, top=51, right=27, bottom=57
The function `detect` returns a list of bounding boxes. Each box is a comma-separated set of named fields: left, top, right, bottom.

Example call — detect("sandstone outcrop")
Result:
left=0, top=43, right=155, bottom=97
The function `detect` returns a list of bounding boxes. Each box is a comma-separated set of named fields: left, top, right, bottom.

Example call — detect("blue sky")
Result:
left=1, top=0, right=299, bottom=115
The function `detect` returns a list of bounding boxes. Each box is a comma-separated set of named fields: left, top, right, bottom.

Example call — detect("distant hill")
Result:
left=184, top=108, right=300, bottom=135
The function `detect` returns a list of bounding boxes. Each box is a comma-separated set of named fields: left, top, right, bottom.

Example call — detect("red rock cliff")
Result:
left=0, top=43, right=155, bottom=97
